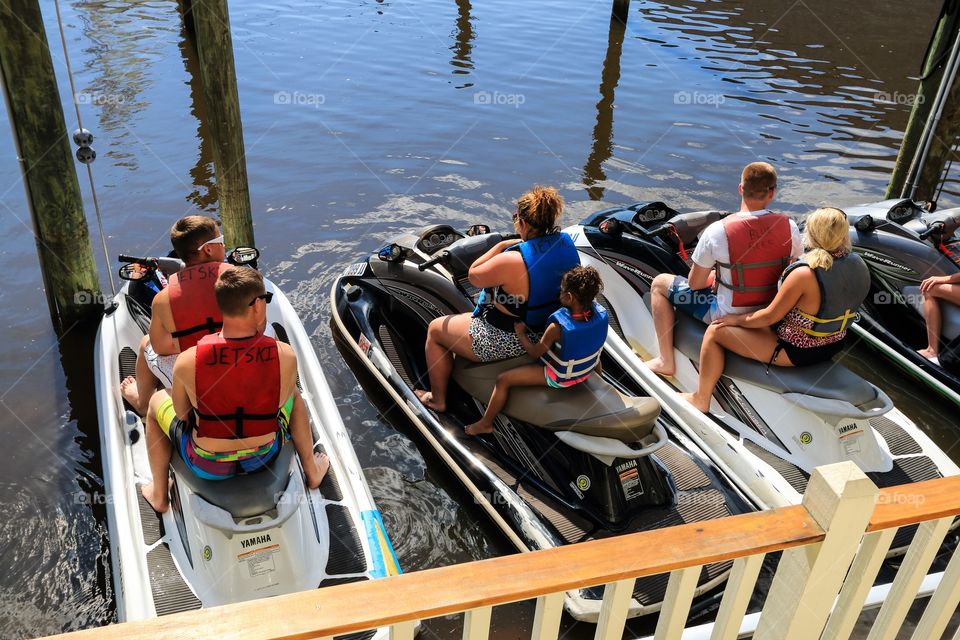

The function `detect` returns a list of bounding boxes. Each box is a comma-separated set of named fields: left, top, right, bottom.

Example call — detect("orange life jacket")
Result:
left=168, top=263, right=224, bottom=351
left=716, top=214, right=792, bottom=307
left=194, top=333, right=282, bottom=439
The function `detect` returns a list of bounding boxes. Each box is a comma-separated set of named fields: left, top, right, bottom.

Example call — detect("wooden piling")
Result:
left=886, top=2, right=960, bottom=200
left=0, top=0, right=102, bottom=328
left=188, top=0, right=255, bottom=248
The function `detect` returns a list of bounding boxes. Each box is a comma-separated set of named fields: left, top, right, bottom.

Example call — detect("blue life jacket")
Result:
left=541, top=304, right=608, bottom=386
left=474, top=232, right=580, bottom=331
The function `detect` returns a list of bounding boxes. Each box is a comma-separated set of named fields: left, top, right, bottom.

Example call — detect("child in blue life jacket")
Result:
left=465, top=266, right=609, bottom=435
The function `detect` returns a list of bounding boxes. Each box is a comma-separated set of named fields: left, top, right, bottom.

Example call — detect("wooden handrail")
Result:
left=42, top=506, right=822, bottom=640
left=39, top=471, right=960, bottom=640
left=868, top=476, right=960, bottom=531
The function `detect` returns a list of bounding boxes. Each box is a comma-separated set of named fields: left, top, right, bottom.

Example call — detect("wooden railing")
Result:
left=40, top=462, right=960, bottom=640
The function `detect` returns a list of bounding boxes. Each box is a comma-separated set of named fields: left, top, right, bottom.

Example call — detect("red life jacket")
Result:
left=716, top=214, right=792, bottom=307
left=194, top=333, right=282, bottom=439
left=168, top=262, right=224, bottom=351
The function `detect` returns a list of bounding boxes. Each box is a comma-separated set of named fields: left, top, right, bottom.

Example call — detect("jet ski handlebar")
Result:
left=417, top=251, right=449, bottom=272
left=919, top=222, right=943, bottom=241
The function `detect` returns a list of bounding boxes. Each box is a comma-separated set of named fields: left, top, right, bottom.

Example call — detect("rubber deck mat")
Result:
left=517, top=484, right=593, bottom=545
left=315, top=444, right=343, bottom=502
left=596, top=293, right=625, bottom=340
left=325, top=504, right=367, bottom=576
left=379, top=325, right=416, bottom=388
left=138, top=491, right=163, bottom=546
left=119, top=346, right=137, bottom=381
left=743, top=440, right=810, bottom=494
left=146, top=543, right=202, bottom=616
left=655, top=443, right=712, bottom=491
left=272, top=323, right=302, bottom=391
left=870, top=416, right=923, bottom=456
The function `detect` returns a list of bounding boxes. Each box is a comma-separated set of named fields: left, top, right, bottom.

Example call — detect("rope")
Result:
left=52, top=0, right=116, bottom=297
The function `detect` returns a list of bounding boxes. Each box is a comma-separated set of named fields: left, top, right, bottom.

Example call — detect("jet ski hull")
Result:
left=330, top=227, right=755, bottom=621
left=96, top=275, right=398, bottom=628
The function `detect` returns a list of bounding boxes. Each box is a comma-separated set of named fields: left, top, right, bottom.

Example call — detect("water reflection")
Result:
left=176, top=4, right=217, bottom=211
left=583, top=12, right=626, bottom=200
left=450, top=0, right=475, bottom=88
left=72, top=0, right=171, bottom=169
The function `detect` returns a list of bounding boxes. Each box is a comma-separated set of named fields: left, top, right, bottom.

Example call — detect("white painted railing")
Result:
left=39, top=462, right=960, bottom=640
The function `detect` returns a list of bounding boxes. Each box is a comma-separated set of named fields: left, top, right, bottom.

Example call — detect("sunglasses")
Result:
left=248, top=291, right=274, bottom=306
left=197, top=234, right=225, bottom=251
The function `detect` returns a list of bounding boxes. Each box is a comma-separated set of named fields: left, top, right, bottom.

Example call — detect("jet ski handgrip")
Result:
left=919, top=222, right=943, bottom=241
left=418, top=250, right=450, bottom=271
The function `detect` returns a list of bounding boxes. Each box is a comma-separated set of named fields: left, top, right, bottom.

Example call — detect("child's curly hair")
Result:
left=561, top=266, right=603, bottom=308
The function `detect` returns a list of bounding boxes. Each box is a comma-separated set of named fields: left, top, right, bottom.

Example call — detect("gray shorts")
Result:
left=468, top=316, right=541, bottom=362
left=145, top=342, right=177, bottom=388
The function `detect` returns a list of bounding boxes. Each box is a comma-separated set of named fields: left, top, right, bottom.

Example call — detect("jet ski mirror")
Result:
left=118, top=262, right=153, bottom=281
left=599, top=218, right=623, bottom=236
left=466, top=224, right=490, bottom=237
left=378, top=243, right=405, bottom=263
left=228, top=247, right=260, bottom=269
left=854, top=214, right=875, bottom=233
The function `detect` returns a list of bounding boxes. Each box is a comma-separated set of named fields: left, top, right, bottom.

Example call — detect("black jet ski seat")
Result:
left=452, top=355, right=661, bottom=443
left=669, top=308, right=893, bottom=417
left=170, top=441, right=296, bottom=519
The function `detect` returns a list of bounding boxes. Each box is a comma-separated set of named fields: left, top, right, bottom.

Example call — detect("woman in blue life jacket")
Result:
left=415, top=186, right=580, bottom=412
left=465, top=266, right=608, bottom=435
left=682, top=207, right=870, bottom=413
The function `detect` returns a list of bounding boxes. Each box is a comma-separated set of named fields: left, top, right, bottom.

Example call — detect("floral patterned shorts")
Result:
left=469, top=317, right=541, bottom=362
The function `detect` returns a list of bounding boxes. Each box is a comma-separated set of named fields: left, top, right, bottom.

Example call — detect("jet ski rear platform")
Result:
left=330, top=225, right=756, bottom=621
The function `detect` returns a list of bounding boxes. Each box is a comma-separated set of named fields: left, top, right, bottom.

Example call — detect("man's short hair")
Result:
left=215, top=267, right=263, bottom=317
left=741, top=162, right=777, bottom=200
left=170, top=216, right=219, bottom=261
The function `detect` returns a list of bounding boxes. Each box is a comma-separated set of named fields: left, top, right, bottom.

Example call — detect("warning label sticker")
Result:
left=343, top=262, right=367, bottom=277
left=238, top=544, right=280, bottom=578
left=618, top=461, right=644, bottom=500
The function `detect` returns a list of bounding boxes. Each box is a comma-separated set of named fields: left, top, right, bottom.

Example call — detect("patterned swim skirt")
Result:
left=469, top=316, right=542, bottom=362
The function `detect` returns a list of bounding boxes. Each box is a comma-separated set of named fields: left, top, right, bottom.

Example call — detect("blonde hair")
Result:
left=516, top=185, right=564, bottom=235
left=802, top=207, right=850, bottom=270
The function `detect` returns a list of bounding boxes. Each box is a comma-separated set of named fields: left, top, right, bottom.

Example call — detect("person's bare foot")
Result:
left=140, top=479, right=171, bottom=513
left=464, top=420, right=494, bottom=436
left=645, top=357, right=675, bottom=377
left=681, top=392, right=710, bottom=413
left=414, top=389, right=446, bottom=412
left=918, top=347, right=939, bottom=361
left=120, top=376, right=142, bottom=413
left=305, top=452, right=330, bottom=490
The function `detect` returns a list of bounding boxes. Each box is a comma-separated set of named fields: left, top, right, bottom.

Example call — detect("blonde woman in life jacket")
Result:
left=682, top=207, right=870, bottom=413
left=645, top=162, right=802, bottom=377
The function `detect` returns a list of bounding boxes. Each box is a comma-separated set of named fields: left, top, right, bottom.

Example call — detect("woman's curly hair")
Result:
left=516, top=185, right=564, bottom=234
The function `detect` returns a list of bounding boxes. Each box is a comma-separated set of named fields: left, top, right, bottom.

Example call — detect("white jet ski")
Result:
left=566, top=203, right=959, bottom=553
left=94, top=247, right=400, bottom=628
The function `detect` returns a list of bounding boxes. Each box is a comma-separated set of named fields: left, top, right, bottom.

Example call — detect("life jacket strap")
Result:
left=794, top=308, right=859, bottom=337
left=172, top=316, right=223, bottom=339
left=715, top=257, right=791, bottom=292
left=194, top=407, right=282, bottom=439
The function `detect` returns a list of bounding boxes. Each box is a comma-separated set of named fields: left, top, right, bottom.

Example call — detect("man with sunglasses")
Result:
left=140, top=268, right=329, bottom=513
left=121, top=216, right=231, bottom=415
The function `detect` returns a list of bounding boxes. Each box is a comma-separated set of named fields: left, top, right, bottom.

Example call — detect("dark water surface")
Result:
left=1, top=0, right=957, bottom=636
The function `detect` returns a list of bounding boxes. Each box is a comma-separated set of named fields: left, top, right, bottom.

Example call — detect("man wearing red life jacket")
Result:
left=140, top=267, right=329, bottom=513
left=121, top=216, right=232, bottom=415
left=646, top=162, right=802, bottom=376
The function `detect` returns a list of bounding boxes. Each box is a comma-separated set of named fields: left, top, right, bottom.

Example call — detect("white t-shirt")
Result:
left=690, top=209, right=803, bottom=318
